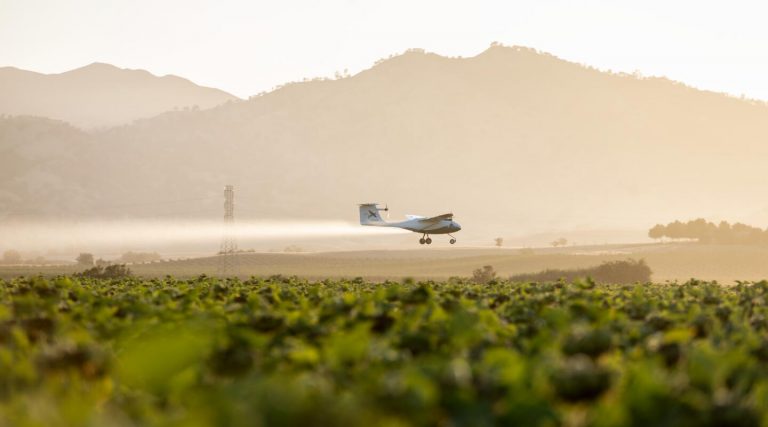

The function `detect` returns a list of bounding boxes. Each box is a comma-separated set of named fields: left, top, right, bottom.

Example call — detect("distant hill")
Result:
left=0, top=63, right=239, bottom=128
left=3, top=45, right=768, bottom=239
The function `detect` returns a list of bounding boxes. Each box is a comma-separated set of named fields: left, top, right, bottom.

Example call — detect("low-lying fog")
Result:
left=0, top=220, right=408, bottom=259
left=0, top=219, right=653, bottom=263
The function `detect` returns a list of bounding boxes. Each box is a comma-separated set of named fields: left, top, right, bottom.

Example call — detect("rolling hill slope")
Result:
left=3, top=46, right=768, bottom=240
left=0, top=63, right=239, bottom=128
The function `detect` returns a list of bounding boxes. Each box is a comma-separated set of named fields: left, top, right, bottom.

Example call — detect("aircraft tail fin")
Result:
left=359, top=203, right=387, bottom=225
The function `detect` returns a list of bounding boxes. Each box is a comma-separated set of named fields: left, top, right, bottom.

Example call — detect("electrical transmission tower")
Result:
left=218, top=184, right=238, bottom=277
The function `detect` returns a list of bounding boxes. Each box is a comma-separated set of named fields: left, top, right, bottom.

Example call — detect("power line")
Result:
left=218, top=185, right=238, bottom=277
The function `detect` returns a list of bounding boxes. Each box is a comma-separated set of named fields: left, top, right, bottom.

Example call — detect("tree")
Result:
left=472, top=265, right=497, bottom=284
left=666, top=220, right=685, bottom=241
left=551, top=237, right=568, bottom=247
left=494, top=237, right=504, bottom=247
left=76, top=253, right=94, bottom=266
left=648, top=224, right=665, bottom=241
left=717, top=221, right=732, bottom=243
left=2, top=249, right=21, bottom=264
left=686, top=218, right=709, bottom=240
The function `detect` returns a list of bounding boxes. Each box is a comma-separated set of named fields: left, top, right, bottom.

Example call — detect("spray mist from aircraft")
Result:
left=0, top=220, right=407, bottom=252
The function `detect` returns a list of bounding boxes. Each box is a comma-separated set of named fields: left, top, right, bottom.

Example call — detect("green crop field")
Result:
left=2, top=275, right=768, bottom=426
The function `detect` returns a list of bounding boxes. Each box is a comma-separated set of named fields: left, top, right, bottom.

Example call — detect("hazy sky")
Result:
left=2, top=0, right=768, bottom=99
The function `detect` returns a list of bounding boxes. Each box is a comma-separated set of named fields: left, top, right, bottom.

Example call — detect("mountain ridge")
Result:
left=3, top=45, right=768, bottom=239
left=0, top=62, right=240, bottom=129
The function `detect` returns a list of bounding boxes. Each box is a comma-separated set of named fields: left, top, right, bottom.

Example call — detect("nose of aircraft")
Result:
left=453, top=222, right=461, bottom=231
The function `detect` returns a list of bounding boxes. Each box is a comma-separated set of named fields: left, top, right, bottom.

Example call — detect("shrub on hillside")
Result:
left=472, top=265, right=497, bottom=284
left=510, top=259, right=651, bottom=284
left=76, top=253, right=94, bottom=266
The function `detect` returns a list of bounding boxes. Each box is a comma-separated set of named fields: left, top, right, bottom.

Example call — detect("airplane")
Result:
left=358, top=203, right=461, bottom=245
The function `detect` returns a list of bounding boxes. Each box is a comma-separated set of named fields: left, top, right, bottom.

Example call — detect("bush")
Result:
left=472, top=265, right=497, bottom=284
left=509, top=259, right=652, bottom=284
left=76, top=253, right=94, bottom=266
left=77, top=264, right=133, bottom=279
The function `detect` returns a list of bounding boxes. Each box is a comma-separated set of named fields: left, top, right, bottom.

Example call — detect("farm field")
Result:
left=4, top=243, right=768, bottom=283
left=2, top=275, right=768, bottom=426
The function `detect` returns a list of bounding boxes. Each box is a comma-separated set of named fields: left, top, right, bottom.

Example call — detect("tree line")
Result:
left=649, top=219, right=768, bottom=244
left=1, top=250, right=163, bottom=266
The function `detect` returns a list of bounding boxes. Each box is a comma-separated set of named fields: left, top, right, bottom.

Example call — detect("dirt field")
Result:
left=4, top=243, right=768, bottom=283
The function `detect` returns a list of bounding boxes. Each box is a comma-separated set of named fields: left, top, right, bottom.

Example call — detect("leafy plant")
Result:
left=0, top=275, right=767, bottom=426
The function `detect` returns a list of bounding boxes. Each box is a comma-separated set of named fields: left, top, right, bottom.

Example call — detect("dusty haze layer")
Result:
left=0, top=63, right=239, bottom=128
left=2, top=45, right=768, bottom=247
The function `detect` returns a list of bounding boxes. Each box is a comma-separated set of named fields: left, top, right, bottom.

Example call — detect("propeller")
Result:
left=384, top=204, right=390, bottom=220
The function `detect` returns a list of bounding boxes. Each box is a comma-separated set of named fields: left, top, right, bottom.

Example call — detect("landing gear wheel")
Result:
left=419, top=238, right=426, bottom=245
left=425, top=237, right=432, bottom=244
left=450, top=238, right=456, bottom=244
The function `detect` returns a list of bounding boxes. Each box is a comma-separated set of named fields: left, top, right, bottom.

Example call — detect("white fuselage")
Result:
left=381, top=218, right=462, bottom=234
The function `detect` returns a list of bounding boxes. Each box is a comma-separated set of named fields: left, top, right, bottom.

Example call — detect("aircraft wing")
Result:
left=416, top=213, right=453, bottom=223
